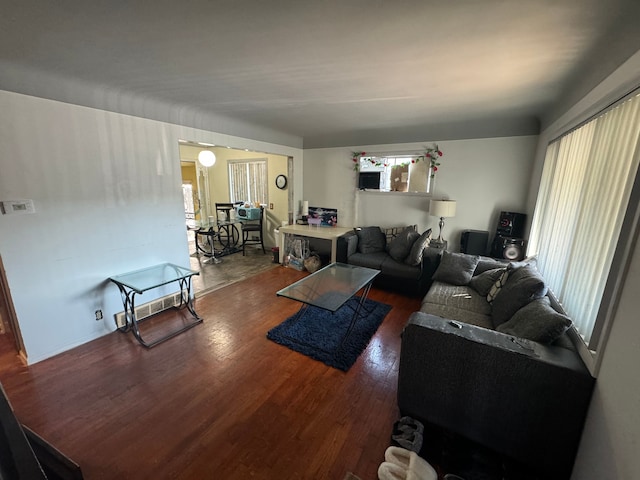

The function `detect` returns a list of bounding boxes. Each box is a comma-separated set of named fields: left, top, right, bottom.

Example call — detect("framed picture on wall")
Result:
left=308, top=206, right=338, bottom=226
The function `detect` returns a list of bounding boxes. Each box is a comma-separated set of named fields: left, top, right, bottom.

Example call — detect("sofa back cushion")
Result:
left=387, top=227, right=420, bottom=262
left=432, top=251, right=480, bottom=286
left=497, top=296, right=572, bottom=344
left=491, top=264, right=548, bottom=327
left=354, top=226, right=386, bottom=254
left=469, top=267, right=506, bottom=297
left=474, top=257, right=508, bottom=275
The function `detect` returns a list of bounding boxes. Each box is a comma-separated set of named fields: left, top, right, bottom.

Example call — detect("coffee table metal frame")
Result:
left=276, top=262, right=380, bottom=353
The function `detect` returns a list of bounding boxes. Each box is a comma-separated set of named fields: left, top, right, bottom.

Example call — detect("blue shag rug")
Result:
left=267, top=296, right=392, bottom=371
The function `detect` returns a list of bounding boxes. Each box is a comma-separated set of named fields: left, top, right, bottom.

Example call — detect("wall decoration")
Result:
left=275, top=174, right=288, bottom=189
left=308, top=206, right=338, bottom=226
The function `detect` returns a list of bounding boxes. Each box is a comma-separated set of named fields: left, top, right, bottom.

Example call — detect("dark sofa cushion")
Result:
left=474, top=257, right=508, bottom=275
left=469, top=268, right=506, bottom=297
left=405, top=229, right=432, bottom=266
left=347, top=251, right=388, bottom=270
left=387, top=227, right=420, bottom=262
left=380, top=256, right=422, bottom=280
left=432, top=251, right=480, bottom=286
left=497, top=296, right=572, bottom=344
left=354, top=226, right=386, bottom=254
left=491, top=264, right=548, bottom=327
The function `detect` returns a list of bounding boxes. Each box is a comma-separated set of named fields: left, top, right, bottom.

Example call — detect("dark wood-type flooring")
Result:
left=0, top=266, right=422, bottom=479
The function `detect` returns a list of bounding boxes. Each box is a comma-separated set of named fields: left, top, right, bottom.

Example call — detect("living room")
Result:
left=1, top=2, right=640, bottom=479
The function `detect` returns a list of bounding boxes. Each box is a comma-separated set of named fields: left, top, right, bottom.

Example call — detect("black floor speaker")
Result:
left=460, top=230, right=489, bottom=256
left=490, top=236, right=525, bottom=261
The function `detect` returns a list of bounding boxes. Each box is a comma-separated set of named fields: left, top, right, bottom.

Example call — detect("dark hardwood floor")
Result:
left=0, top=266, right=421, bottom=479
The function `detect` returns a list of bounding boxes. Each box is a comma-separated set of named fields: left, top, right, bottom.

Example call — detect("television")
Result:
left=358, top=171, right=381, bottom=190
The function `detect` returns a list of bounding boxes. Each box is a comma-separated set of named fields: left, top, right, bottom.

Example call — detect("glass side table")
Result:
left=109, top=263, right=202, bottom=348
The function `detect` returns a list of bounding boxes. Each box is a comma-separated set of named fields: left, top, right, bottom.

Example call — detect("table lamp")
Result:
left=430, top=199, right=457, bottom=246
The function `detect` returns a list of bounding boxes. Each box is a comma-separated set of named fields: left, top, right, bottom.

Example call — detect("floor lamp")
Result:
left=430, top=199, right=457, bottom=247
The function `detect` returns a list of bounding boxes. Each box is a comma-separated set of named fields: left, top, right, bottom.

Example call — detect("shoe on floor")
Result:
left=391, top=429, right=423, bottom=453
left=395, top=416, right=425, bottom=435
left=377, top=446, right=437, bottom=480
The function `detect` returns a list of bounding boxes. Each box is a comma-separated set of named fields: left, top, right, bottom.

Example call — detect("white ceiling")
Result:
left=1, top=0, right=639, bottom=148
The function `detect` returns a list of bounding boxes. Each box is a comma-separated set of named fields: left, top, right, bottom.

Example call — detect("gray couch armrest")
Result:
left=398, top=311, right=594, bottom=478
left=335, top=231, right=357, bottom=264
left=344, top=231, right=358, bottom=258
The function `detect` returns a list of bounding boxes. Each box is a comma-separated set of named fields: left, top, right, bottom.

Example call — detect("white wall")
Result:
left=526, top=50, right=640, bottom=479
left=304, top=136, right=538, bottom=249
left=0, top=90, right=303, bottom=363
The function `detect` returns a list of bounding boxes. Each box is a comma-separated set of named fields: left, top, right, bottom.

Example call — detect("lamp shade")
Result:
left=430, top=199, right=457, bottom=218
left=198, top=150, right=216, bottom=167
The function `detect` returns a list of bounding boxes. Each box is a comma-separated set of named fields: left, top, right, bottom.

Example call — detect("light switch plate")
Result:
left=1, top=199, right=36, bottom=215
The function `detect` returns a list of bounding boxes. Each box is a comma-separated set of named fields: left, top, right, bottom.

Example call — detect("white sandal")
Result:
left=377, top=446, right=437, bottom=480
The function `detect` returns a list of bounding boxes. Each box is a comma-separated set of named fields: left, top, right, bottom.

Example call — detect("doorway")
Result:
left=0, top=255, right=26, bottom=364
left=178, top=142, right=290, bottom=296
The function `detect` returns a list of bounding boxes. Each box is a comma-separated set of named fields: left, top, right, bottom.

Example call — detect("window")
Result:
left=529, top=91, right=640, bottom=363
left=228, top=160, right=267, bottom=204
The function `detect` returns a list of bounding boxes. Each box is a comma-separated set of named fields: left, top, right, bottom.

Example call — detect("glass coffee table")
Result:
left=276, top=262, right=380, bottom=351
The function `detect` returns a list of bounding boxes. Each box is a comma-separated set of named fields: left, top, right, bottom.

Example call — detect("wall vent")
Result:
left=113, top=292, right=185, bottom=329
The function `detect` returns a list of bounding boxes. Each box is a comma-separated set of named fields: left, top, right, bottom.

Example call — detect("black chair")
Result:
left=241, top=206, right=265, bottom=255
left=215, top=202, right=235, bottom=223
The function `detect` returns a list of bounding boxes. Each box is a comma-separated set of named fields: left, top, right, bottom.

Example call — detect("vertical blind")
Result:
left=228, top=160, right=267, bottom=205
left=529, top=92, right=640, bottom=345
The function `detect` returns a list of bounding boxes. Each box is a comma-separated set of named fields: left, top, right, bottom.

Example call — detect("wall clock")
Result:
left=275, top=174, right=288, bottom=190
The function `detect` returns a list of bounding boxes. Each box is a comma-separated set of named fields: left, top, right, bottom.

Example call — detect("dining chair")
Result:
left=215, top=202, right=236, bottom=223
left=242, top=206, right=265, bottom=255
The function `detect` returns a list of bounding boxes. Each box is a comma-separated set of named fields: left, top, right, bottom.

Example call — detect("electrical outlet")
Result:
left=269, top=203, right=274, bottom=209
left=95, top=309, right=103, bottom=321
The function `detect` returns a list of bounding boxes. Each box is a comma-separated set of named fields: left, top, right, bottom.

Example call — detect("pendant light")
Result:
left=198, top=150, right=216, bottom=167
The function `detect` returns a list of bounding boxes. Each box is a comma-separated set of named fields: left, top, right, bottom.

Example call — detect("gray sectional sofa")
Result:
left=397, top=251, right=595, bottom=479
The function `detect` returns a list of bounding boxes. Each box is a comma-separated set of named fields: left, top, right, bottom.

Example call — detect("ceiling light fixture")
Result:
left=198, top=150, right=216, bottom=167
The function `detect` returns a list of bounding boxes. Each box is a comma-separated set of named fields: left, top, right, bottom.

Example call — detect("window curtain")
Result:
left=228, top=160, right=267, bottom=204
left=529, top=92, right=640, bottom=345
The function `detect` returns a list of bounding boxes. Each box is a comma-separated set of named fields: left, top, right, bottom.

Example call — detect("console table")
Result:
left=278, top=224, right=353, bottom=264
left=109, top=263, right=202, bottom=348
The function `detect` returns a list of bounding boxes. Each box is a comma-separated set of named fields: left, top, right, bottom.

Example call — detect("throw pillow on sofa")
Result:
left=387, top=227, right=420, bottom=262
left=497, top=296, right=572, bottom=344
left=491, top=264, right=549, bottom=327
left=432, top=251, right=480, bottom=286
left=405, top=228, right=432, bottom=266
left=354, top=226, right=386, bottom=254
left=487, top=268, right=510, bottom=303
left=469, top=268, right=506, bottom=297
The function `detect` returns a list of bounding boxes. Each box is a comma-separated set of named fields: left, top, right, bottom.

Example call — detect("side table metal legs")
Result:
left=114, top=276, right=203, bottom=348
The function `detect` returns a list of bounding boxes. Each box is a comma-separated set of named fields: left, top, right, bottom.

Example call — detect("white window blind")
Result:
left=529, top=92, right=640, bottom=345
left=228, top=160, right=267, bottom=204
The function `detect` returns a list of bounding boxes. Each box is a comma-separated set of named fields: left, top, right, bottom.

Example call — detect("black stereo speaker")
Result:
left=460, top=230, right=489, bottom=256
left=496, top=211, right=526, bottom=238
left=491, top=236, right=526, bottom=261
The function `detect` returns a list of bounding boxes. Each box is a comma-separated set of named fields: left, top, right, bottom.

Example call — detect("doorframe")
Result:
left=0, top=255, right=27, bottom=360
